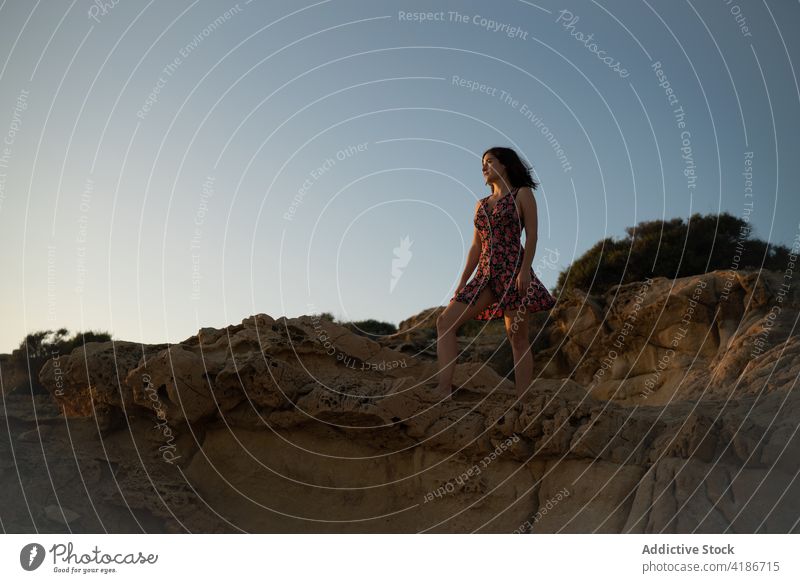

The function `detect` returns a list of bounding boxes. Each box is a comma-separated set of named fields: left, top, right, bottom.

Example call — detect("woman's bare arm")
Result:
left=517, top=186, right=539, bottom=270
left=459, top=201, right=483, bottom=284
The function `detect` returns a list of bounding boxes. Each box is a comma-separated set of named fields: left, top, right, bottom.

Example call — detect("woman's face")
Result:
left=482, top=154, right=505, bottom=183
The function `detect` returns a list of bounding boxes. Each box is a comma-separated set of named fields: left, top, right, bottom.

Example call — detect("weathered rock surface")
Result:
left=385, top=270, right=800, bottom=405
left=0, top=270, right=796, bottom=533
left=1, top=352, right=29, bottom=395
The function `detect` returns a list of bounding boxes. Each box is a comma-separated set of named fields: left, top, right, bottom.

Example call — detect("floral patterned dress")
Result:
left=450, top=186, right=556, bottom=320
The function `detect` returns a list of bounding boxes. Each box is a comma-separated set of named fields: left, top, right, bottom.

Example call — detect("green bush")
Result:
left=556, top=212, right=790, bottom=295
left=310, top=312, right=337, bottom=322
left=16, top=328, right=112, bottom=358
left=12, top=328, right=112, bottom=393
left=342, top=319, right=397, bottom=337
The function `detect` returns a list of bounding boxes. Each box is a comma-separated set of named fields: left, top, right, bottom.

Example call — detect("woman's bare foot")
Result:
left=429, top=384, right=453, bottom=400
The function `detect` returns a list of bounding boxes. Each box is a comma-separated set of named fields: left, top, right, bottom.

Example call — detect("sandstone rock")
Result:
left=44, top=505, right=80, bottom=525
left=1, top=353, right=30, bottom=394
left=13, top=270, right=797, bottom=532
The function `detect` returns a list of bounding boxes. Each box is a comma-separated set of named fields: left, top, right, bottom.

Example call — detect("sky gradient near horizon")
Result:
left=1, top=0, right=799, bottom=353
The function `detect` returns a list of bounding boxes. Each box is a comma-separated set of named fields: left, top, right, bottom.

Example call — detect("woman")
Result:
left=432, top=147, right=556, bottom=400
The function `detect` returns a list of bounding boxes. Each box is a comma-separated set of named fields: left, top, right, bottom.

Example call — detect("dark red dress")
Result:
left=450, top=186, right=556, bottom=320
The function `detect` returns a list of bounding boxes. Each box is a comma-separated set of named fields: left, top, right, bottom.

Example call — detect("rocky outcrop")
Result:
left=386, top=269, right=800, bottom=405
left=547, top=270, right=799, bottom=404
left=1, top=352, right=30, bottom=395
left=0, top=270, right=796, bottom=533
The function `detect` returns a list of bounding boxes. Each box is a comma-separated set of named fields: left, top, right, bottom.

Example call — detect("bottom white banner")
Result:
left=0, top=534, right=797, bottom=581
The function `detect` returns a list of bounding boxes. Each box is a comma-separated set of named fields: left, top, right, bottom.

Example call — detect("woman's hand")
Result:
left=516, top=270, right=531, bottom=296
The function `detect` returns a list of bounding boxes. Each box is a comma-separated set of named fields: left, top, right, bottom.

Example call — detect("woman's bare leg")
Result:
left=433, top=285, right=498, bottom=399
left=504, top=307, right=532, bottom=398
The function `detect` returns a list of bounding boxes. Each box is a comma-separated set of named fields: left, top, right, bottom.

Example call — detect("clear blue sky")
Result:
left=1, top=0, right=798, bottom=352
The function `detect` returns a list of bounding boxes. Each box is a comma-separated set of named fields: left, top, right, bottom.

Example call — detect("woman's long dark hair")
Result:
left=482, top=146, right=539, bottom=191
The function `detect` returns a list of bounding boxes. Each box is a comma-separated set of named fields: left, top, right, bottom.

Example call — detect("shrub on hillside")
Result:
left=11, top=328, right=112, bottom=393
left=555, top=212, right=790, bottom=295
